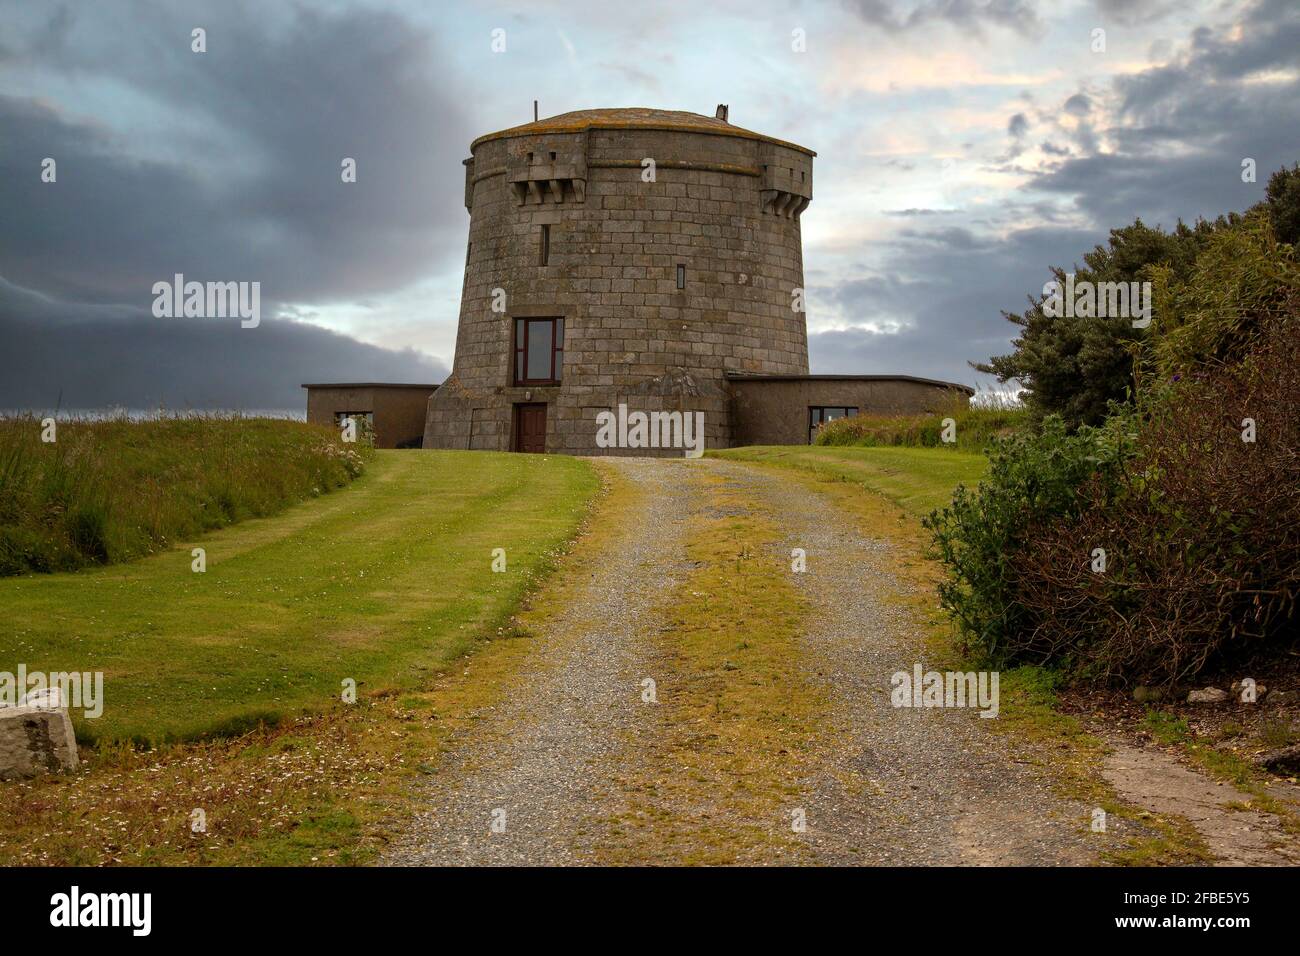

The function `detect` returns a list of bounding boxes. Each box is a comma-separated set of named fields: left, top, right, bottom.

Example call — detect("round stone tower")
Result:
left=423, top=106, right=814, bottom=455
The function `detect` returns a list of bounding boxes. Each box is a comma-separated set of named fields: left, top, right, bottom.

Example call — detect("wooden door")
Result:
left=514, top=403, right=547, bottom=453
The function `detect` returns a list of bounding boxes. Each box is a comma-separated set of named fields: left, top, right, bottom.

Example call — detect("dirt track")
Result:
left=381, top=457, right=1295, bottom=866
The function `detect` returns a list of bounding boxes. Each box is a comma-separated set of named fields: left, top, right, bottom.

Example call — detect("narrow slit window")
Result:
left=540, top=224, right=550, bottom=266
left=676, top=264, right=686, bottom=289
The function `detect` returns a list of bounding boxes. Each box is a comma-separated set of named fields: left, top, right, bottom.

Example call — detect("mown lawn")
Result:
left=0, top=450, right=598, bottom=744
left=711, top=445, right=988, bottom=517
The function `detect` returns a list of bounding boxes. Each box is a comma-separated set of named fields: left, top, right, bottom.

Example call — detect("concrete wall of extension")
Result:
left=304, top=385, right=438, bottom=449
left=727, top=375, right=973, bottom=446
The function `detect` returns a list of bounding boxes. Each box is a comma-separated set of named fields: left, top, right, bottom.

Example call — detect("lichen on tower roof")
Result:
left=471, top=107, right=815, bottom=155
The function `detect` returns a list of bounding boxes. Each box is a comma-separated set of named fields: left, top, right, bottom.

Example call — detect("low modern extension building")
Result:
left=343, top=105, right=971, bottom=455
left=303, top=382, right=437, bottom=449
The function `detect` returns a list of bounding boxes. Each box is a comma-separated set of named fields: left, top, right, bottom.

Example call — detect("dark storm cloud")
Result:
left=1004, top=111, right=1030, bottom=158
left=815, top=0, right=1299, bottom=387
left=3, top=0, right=1298, bottom=414
left=844, top=0, right=1044, bottom=37
left=815, top=0, right=1300, bottom=387
left=0, top=3, right=474, bottom=307
left=1031, top=0, right=1300, bottom=228
left=1092, top=0, right=1182, bottom=26
left=0, top=1, right=472, bottom=407
left=0, top=279, right=446, bottom=411
left=810, top=225, right=1097, bottom=384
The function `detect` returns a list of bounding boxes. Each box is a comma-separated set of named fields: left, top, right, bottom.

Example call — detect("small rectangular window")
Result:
left=676, top=264, right=685, bottom=289
left=540, top=224, right=550, bottom=266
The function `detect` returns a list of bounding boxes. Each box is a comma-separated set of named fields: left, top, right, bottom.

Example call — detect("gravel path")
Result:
left=706, top=459, right=1102, bottom=865
left=382, top=456, right=1107, bottom=865
left=380, top=458, right=705, bottom=865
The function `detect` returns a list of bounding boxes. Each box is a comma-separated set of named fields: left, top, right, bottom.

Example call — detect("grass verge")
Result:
left=711, top=445, right=987, bottom=517
left=0, top=414, right=368, bottom=575
left=0, top=449, right=597, bottom=744
left=0, top=450, right=605, bottom=866
left=814, top=402, right=1027, bottom=452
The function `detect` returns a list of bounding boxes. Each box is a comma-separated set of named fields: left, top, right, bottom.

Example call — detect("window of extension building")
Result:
left=513, top=317, right=565, bottom=385
left=333, top=411, right=373, bottom=427
left=808, top=406, right=857, bottom=444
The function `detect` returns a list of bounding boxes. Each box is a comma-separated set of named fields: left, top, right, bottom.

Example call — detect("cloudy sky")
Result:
left=1, top=0, right=1297, bottom=410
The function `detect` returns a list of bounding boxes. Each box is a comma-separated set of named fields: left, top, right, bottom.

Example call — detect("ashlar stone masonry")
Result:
left=423, top=106, right=969, bottom=455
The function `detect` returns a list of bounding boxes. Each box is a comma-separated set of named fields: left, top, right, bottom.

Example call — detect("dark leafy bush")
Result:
left=1262, top=162, right=1300, bottom=246
left=979, top=164, right=1300, bottom=429
left=930, top=316, right=1299, bottom=683
left=938, top=176, right=1300, bottom=684
left=1146, top=214, right=1300, bottom=382
left=921, top=415, right=1133, bottom=662
left=977, top=217, right=1222, bottom=427
left=1005, top=317, right=1299, bottom=683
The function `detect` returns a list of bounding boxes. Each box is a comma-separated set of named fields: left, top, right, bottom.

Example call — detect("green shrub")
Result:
left=1146, top=213, right=1300, bottom=381
left=1262, top=162, right=1300, bottom=246
left=921, top=415, right=1134, bottom=663
left=977, top=217, right=1220, bottom=427
left=932, top=193, right=1300, bottom=684
left=978, top=164, right=1300, bottom=429
left=929, top=315, right=1299, bottom=684
left=1005, top=316, right=1299, bottom=683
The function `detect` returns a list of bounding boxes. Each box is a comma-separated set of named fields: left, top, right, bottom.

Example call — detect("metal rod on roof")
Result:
left=533, top=100, right=538, bottom=122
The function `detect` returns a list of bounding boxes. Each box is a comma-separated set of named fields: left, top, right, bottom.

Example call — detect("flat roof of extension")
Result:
left=301, top=382, right=440, bottom=389
left=724, top=373, right=975, bottom=395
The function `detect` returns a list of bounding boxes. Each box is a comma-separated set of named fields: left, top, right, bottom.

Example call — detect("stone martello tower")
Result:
left=422, top=106, right=814, bottom=455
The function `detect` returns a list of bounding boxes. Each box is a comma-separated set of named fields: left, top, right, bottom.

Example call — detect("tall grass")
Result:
left=0, top=413, right=371, bottom=576
left=813, top=392, right=1027, bottom=452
